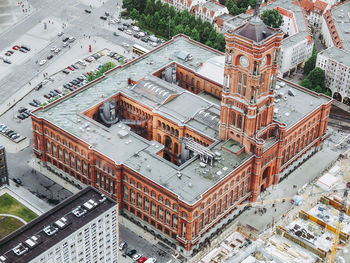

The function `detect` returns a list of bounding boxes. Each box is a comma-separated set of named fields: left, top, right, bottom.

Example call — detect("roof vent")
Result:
left=216, top=170, right=222, bottom=176
left=288, top=89, right=296, bottom=96
left=146, top=165, right=152, bottom=172
left=0, top=255, right=7, bottom=262
left=43, top=225, right=59, bottom=236
left=54, top=217, right=68, bottom=229
left=12, top=243, right=29, bottom=256
left=285, top=112, right=290, bottom=116
left=99, top=194, right=106, bottom=203
left=118, top=130, right=129, bottom=138
left=188, top=182, right=193, bottom=188
left=24, top=236, right=39, bottom=248
left=72, top=206, right=87, bottom=217
left=199, top=162, right=207, bottom=168
left=177, top=171, right=182, bottom=179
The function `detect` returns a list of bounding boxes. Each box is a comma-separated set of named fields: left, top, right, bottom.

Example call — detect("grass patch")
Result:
left=0, top=216, right=24, bottom=239
left=0, top=194, right=38, bottom=222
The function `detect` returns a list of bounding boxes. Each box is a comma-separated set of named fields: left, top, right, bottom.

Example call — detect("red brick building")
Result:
left=31, top=14, right=331, bottom=257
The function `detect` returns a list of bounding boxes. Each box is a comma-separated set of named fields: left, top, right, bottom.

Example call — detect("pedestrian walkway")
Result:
left=0, top=213, right=27, bottom=224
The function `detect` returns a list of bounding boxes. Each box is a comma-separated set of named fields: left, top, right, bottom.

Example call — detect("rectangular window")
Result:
left=232, top=112, right=236, bottom=126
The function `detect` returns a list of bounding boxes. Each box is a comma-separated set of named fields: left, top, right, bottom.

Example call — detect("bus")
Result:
left=132, top=44, right=150, bottom=56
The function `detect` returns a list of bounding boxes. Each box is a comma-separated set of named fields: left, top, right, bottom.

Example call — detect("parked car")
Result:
left=12, top=45, right=20, bottom=50
left=138, top=257, right=148, bottom=263
left=22, top=111, right=30, bottom=118
left=17, top=114, right=25, bottom=120
left=50, top=46, right=56, bottom=51
left=144, top=258, right=157, bottom=263
left=113, top=32, right=118, bottom=37
left=68, top=37, right=75, bottom=43
left=141, top=37, right=149, bottom=43
left=62, top=69, right=70, bottom=74
left=133, top=34, right=140, bottom=39
left=119, top=241, right=127, bottom=250
left=18, top=107, right=27, bottom=113
left=7, top=131, right=15, bottom=137
left=54, top=89, right=62, bottom=94
left=54, top=48, right=61, bottom=54
left=132, top=254, right=142, bottom=261
left=44, top=94, right=51, bottom=99
left=13, top=178, right=22, bottom=185
left=0, top=126, right=8, bottom=133
left=71, top=64, right=78, bottom=70
left=77, top=77, right=84, bottom=82
left=100, top=16, right=107, bottom=20
left=47, top=54, right=54, bottom=60
left=57, top=31, right=64, bottom=36
left=3, top=59, right=11, bottom=64
left=5, top=50, right=14, bottom=56
left=21, top=45, right=30, bottom=51
left=19, top=47, right=27, bottom=53
left=63, top=42, right=69, bottom=48
left=118, top=26, right=124, bottom=31
left=126, top=29, right=132, bottom=35
left=127, top=249, right=137, bottom=257
left=132, top=26, right=140, bottom=31
left=62, top=37, right=69, bottom=42
left=11, top=133, right=19, bottom=140
left=78, top=59, right=86, bottom=66
left=67, top=66, right=74, bottom=71
left=34, top=99, right=41, bottom=105
left=29, top=102, right=37, bottom=107
left=39, top=60, right=47, bottom=66
left=105, top=11, right=110, bottom=16
left=84, top=9, right=91, bottom=13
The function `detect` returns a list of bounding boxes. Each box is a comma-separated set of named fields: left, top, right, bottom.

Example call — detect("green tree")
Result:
left=174, top=24, right=184, bottom=35
left=300, top=78, right=313, bottom=90
left=191, top=28, right=200, bottom=41
left=303, top=48, right=317, bottom=75
left=145, top=0, right=155, bottom=15
left=261, top=9, right=284, bottom=28
left=184, top=25, right=191, bottom=36
left=308, top=67, right=325, bottom=89
left=130, top=8, right=140, bottom=20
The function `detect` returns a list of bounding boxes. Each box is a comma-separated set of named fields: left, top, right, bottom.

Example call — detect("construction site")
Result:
left=196, top=147, right=350, bottom=263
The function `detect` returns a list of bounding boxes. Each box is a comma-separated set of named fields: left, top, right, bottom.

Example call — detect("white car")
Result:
left=151, top=42, right=158, bottom=47
left=138, top=32, right=145, bottom=37
left=126, top=29, right=132, bottom=35
left=132, top=254, right=141, bottom=261
left=68, top=37, right=75, bottom=43
left=54, top=48, right=61, bottom=53
left=39, top=60, right=47, bottom=66
left=146, top=258, right=157, bottom=263
left=78, top=59, right=87, bottom=66
left=63, top=42, right=69, bottom=48
left=110, top=19, right=116, bottom=24
left=57, top=32, right=64, bottom=36
left=132, top=26, right=140, bottom=31
left=50, top=46, right=56, bottom=51
left=122, top=42, right=130, bottom=48
left=41, top=79, right=49, bottom=85
left=115, top=18, right=121, bottom=23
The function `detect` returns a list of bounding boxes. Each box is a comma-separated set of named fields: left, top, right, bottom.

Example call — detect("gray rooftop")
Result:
left=330, top=1, right=350, bottom=51
left=318, top=46, right=350, bottom=68
left=0, top=187, right=116, bottom=263
left=202, top=1, right=227, bottom=12
left=272, top=79, right=329, bottom=129
left=32, top=35, right=329, bottom=205
left=236, top=15, right=275, bottom=42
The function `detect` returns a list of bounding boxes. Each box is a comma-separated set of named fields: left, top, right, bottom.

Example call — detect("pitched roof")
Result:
left=236, top=15, right=274, bottom=42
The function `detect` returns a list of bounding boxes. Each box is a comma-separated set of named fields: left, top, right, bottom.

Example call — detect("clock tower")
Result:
left=219, top=12, right=284, bottom=154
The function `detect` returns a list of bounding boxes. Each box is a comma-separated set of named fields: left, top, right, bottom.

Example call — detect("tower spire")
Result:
left=254, top=0, right=261, bottom=17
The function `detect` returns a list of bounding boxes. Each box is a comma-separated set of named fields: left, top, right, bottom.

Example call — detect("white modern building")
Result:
left=300, top=0, right=330, bottom=28
left=193, top=1, right=229, bottom=24
left=316, top=47, right=350, bottom=104
left=0, top=187, right=119, bottom=263
left=223, top=0, right=314, bottom=77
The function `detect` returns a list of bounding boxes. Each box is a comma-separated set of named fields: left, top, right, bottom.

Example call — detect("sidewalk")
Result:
left=29, top=159, right=81, bottom=194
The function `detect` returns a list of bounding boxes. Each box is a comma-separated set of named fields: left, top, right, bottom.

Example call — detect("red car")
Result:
left=12, top=45, right=20, bottom=50
left=138, top=257, right=147, bottom=263
left=67, top=66, right=74, bottom=71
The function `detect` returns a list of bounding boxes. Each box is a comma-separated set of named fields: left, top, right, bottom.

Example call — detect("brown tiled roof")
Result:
left=237, top=16, right=274, bottom=42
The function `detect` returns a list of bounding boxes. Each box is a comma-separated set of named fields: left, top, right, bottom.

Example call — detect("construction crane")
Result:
left=330, top=183, right=350, bottom=263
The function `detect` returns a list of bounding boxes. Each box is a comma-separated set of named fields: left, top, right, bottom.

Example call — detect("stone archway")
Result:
left=333, top=92, right=342, bottom=102
left=261, top=166, right=271, bottom=192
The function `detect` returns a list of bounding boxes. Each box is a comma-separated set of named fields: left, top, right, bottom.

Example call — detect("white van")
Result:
left=78, top=59, right=86, bottom=66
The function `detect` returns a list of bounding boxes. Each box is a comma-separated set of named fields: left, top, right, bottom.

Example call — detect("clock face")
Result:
left=261, top=56, right=267, bottom=67
left=239, top=56, right=249, bottom=68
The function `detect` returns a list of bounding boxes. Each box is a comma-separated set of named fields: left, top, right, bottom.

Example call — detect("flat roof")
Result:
left=318, top=46, right=350, bottom=68
left=0, top=187, right=117, bottom=263
left=330, top=1, right=350, bottom=51
left=273, top=79, right=329, bottom=129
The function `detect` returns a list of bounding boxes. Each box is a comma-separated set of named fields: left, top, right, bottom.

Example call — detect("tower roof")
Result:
left=236, top=15, right=274, bottom=42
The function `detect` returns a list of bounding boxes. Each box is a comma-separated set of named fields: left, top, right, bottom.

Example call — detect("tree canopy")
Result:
left=303, top=48, right=317, bottom=75
left=300, top=67, right=330, bottom=96
left=122, top=0, right=226, bottom=52
left=261, top=9, right=284, bottom=28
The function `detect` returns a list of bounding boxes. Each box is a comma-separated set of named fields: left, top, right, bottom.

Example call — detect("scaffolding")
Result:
left=181, top=137, right=216, bottom=165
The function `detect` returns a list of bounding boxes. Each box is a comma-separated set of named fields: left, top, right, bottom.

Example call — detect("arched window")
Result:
left=151, top=190, right=156, bottom=198
left=46, top=139, right=51, bottom=153
left=158, top=195, right=163, bottom=203
left=82, top=160, right=87, bottom=175
left=130, top=179, right=135, bottom=186
left=182, top=211, right=187, bottom=219
left=166, top=199, right=170, bottom=207
left=52, top=143, right=56, bottom=156
left=175, top=130, right=179, bottom=137
left=57, top=146, right=62, bottom=160
left=63, top=150, right=68, bottom=164
left=173, top=204, right=178, bottom=211
left=70, top=153, right=74, bottom=168
left=137, top=193, right=142, bottom=207
left=137, top=182, right=141, bottom=190
left=144, top=197, right=149, bottom=211
left=76, top=157, right=81, bottom=171
left=144, top=186, right=149, bottom=194
left=172, top=214, right=178, bottom=229
left=57, top=135, right=61, bottom=143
